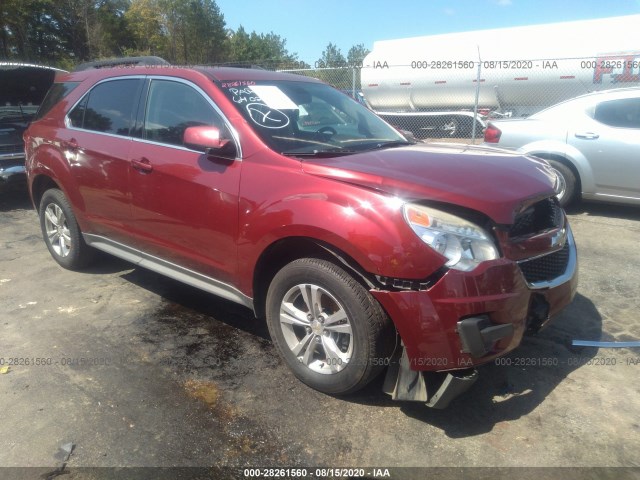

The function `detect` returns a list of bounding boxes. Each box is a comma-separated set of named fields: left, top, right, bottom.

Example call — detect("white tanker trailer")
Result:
left=361, top=15, right=640, bottom=137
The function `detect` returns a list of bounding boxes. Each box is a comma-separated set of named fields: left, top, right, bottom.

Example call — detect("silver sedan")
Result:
left=483, top=87, right=640, bottom=207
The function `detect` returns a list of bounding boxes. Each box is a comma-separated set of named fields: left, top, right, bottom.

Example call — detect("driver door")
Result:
left=567, top=96, right=640, bottom=200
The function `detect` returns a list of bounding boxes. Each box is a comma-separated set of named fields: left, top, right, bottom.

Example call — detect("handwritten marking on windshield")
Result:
left=246, top=103, right=290, bottom=129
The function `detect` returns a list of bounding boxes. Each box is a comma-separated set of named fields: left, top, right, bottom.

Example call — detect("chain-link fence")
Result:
left=274, top=54, right=640, bottom=141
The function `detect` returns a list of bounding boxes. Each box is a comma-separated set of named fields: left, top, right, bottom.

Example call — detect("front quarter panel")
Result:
left=236, top=154, right=447, bottom=296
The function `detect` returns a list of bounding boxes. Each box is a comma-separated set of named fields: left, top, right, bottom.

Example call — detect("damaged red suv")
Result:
left=25, top=63, right=577, bottom=408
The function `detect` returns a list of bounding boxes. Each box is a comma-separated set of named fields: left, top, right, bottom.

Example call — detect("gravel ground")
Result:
left=1, top=189, right=639, bottom=479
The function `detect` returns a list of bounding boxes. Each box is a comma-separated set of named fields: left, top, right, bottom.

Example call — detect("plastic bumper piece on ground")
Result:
left=383, top=346, right=478, bottom=409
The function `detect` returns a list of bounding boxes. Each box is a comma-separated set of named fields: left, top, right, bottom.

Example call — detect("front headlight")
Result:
left=403, top=203, right=499, bottom=272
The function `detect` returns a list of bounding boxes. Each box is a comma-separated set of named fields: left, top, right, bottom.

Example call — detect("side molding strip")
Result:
left=84, top=234, right=253, bottom=310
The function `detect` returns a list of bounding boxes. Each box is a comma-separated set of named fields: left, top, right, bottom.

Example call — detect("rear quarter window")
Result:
left=34, top=82, right=79, bottom=120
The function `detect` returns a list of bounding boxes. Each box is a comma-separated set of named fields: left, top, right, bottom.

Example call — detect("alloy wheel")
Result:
left=44, top=203, right=71, bottom=257
left=278, top=283, right=353, bottom=374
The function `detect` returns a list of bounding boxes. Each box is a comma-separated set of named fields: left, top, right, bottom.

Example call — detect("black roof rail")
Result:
left=213, top=63, right=267, bottom=70
left=73, top=56, right=170, bottom=72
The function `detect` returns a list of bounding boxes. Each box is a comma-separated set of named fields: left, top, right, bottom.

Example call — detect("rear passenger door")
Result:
left=127, top=77, right=242, bottom=284
left=64, top=77, right=144, bottom=241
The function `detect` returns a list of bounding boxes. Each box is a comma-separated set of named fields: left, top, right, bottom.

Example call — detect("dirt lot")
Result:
left=1, top=188, right=640, bottom=479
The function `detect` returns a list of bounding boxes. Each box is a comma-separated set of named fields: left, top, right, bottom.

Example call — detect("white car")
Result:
left=484, top=88, right=640, bottom=207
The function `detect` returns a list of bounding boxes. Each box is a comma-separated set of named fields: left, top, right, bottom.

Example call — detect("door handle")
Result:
left=131, top=157, right=153, bottom=173
left=574, top=132, right=599, bottom=139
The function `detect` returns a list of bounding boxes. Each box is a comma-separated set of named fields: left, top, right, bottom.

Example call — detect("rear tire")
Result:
left=265, top=258, right=395, bottom=395
left=39, top=189, right=94, bottom=270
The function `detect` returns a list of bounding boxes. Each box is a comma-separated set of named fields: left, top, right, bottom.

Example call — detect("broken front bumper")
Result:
left=372, top=226, right=578, bottom=407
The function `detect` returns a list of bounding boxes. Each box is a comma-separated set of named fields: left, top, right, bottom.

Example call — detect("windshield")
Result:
left=531, top=95, right=592, bottom=121
left=219, top=79, right=409, bottom=156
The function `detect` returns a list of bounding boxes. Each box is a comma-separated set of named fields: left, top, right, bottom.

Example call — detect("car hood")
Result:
left=301, top=143, right=557, bottom=224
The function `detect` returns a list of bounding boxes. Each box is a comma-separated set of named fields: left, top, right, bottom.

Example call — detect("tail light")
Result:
left=484, top=123, right=502, bottom=143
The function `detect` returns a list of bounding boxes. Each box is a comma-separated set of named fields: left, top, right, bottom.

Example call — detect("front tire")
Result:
left=39, top=189, right=94, bottom=270
left=265, top=258, right=395, bottom=395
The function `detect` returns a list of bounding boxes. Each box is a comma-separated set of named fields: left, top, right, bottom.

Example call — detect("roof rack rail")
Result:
left=214, top=63, right=267, bottom=70
left=73, top=56, right=170, bottom=72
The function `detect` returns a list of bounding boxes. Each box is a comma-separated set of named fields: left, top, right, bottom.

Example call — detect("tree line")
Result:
left=0, top=0, right=369, bottom=71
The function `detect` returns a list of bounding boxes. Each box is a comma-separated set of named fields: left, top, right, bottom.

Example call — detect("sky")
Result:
left=215, top=0, right=640, bottom=64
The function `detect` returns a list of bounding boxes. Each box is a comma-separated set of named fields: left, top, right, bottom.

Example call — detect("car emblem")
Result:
left=550, top=227, right=567, bottom=249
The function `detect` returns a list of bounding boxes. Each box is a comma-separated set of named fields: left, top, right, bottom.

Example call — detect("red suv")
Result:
left=25, top=64, right=577, bottom=408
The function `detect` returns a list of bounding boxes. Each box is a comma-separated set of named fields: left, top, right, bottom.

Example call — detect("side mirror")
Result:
left=183, top=126, right=236, bottom=158
left=398, top=129, right=418, bottom=143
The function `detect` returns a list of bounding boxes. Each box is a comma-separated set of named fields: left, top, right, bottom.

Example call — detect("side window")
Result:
left=144, top=80, right=222, bottom=147
left=594, top=98, right=640, bottom=129
left=68, top=79, right=142, bottom=135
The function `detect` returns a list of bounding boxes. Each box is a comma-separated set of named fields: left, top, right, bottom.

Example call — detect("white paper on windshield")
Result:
left=249, top=85, right=298, bottom=109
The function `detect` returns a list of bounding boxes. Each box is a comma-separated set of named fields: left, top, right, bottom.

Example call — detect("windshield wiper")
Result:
left=366, top=140, right=414, bottom=150
left=282, top=149, right=357, bottom=158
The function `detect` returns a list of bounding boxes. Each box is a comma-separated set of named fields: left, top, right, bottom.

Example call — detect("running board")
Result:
left=83, top=234, right=253, bottom=310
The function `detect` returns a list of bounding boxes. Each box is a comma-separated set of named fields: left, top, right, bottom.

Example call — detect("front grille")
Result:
left=510, top=198, right=563, bottom=237
left=518, top=242, right=570, bottom=284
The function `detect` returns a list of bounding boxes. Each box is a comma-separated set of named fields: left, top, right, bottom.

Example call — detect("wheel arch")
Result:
left=519, top=141, right=596, bottom=195
left=30, top=174, right=62, bottom=212
left=252, top=236, right=378, bottom=319
left=27, top=138, right=87, bottom=213
left=530, top=152, right=581, bottom=186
